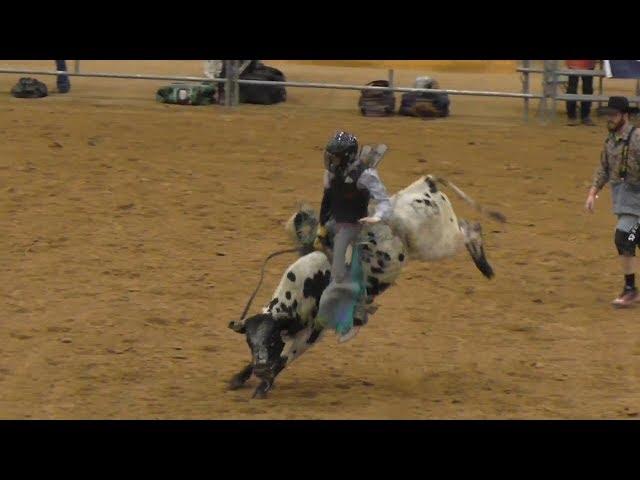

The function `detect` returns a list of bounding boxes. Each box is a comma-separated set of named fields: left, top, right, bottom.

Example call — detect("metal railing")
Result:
left=0, top=68, right=218, bottom=84
left=0, top=61, right=544, bottom=120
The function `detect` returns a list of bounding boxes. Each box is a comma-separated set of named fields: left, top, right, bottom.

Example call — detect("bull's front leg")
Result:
left=229, top=363, right=254, bottom=390
left=253, top=357, right=288, bottom=399
left=253, top=326, right=326, bottom=398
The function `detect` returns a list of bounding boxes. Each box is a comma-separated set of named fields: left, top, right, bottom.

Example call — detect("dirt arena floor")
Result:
left=2, top=60, right=640, bottom=419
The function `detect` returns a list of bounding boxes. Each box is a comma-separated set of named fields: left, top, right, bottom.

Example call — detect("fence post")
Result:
left=550, top=60, right=559, bottom=122
left=522, top=60, right=530, bottom=122
left=224, top=60, right=233, bottom=107
left=233, top=60, right=240, bottom=107
left=598, top=59, right=604, bottom=110
left=539, top=60, right=550, bottom=123
left=74, top=61, right=80, bottom=74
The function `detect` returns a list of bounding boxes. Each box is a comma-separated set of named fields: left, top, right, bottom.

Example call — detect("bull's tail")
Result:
left=430, top=175, right=507, bottom=223
left=229, top=247, right=300, bottom=334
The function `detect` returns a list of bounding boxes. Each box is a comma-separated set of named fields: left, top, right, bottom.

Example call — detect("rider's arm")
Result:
left=358, top=168, right=392, bottom=221
left=319, top=170, right=332, bottom=226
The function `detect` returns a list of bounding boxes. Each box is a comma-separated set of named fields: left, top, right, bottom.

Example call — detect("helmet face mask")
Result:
left=324, top=131, right=358, bottom=174
left=324, top=151, right=349, bottom=173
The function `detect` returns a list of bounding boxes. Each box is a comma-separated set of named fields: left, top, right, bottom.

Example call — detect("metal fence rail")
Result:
left=0, top=67, right=542, bottom=100
left=517, top=67, right=607, bottom=77
left=0, top=68, right=219, bottom=83
left=235, top=77, right=543, bottom=99
left=9, top=61, right=640, bottom=124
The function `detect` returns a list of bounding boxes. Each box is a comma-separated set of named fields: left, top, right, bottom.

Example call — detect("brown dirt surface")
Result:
left=2, top=60, right=640, bottom=419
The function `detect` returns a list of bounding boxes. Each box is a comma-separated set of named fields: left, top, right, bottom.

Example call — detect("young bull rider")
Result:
left=313, top=131, right=392, bottom=341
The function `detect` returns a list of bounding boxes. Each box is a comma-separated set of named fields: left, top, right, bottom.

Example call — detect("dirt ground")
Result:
left=2, top=60, right=640, bottom=419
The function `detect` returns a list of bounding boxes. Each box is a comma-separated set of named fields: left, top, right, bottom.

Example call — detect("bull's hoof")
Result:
left=229, top=368, right=253, bottom=391
left=229, top=377, right=247, bottom=390
left=252, top=380, right=273, bottom=399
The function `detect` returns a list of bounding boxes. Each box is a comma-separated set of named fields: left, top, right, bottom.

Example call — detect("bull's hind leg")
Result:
left=229, top=363, right=254, bottom=390
left=459, top=219, right=494, bottom=279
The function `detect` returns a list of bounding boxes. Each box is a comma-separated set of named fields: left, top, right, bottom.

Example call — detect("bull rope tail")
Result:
left=431, top=176, right=507, bottom=224
left=231, top=247, right=300, bottom=332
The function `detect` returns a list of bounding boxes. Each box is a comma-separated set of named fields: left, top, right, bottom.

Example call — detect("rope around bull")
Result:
left=229, top=247, right=300, bottom=332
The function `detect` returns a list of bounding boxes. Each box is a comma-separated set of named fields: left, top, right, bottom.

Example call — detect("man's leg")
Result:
left=581, top=75, right=594, bottom=123
left=55, top=60, right=70, bottom=93
left=566, top=75, right=578, bottom=123
left=613, top=215, right=639, bottom=306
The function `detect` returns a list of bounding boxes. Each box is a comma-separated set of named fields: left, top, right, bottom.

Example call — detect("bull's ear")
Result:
left=228, top=320, right=246, bottom=334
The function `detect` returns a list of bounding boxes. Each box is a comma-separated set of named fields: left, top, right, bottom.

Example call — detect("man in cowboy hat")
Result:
left=586, top=96, right=640, bottom=306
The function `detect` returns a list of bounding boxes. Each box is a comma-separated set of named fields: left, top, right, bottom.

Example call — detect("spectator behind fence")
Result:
left=55, top=60, right=70, bottom=93
left=203, top=61, right=223, bottom=80
left=565, top=60, right=596, bottom=126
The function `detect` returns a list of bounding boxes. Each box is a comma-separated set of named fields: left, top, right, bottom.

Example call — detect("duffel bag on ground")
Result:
left=11, top=77, right=48, bottom=98
left=399, top=76, right=450, bottom=118
left=156, top=83, right=216, bottom=105
left=217, top=62, right=287, bottom=105
left=399, top=91, right=450, bottom=118
left=358, top=80, right=395, bottom=116
left=238, top=64, right=287, bottom=105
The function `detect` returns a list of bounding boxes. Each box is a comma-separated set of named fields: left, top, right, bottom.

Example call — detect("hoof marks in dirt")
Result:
left=10, top=332, right=33, bottom=340
left=146, top=317, right=169, bottom=326
left=107, top=346, right=133, bottom=355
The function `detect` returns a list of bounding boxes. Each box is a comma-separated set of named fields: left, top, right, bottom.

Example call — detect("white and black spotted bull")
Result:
left=229, top=175, right=505, bottom=398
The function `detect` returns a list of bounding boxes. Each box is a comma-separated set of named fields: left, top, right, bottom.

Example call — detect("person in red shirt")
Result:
left=565, top=60, right=597, bottom=126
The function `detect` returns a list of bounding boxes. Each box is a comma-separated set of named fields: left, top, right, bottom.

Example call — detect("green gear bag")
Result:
left=155, top=83, right=217, bottom=106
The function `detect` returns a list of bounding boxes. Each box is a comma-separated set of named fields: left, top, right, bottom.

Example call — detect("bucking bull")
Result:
left=228, top=155, right=506, bottom=399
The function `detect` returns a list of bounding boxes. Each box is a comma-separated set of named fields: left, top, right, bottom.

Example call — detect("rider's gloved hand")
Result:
left=314, top=224, right=329, bottom=251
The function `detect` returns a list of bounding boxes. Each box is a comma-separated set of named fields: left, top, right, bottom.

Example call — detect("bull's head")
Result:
left=243, top=313, right=287, bottom=377
left=458, top=220, right=494, bottom=279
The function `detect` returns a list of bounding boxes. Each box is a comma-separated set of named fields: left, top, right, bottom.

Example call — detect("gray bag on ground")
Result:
left=358, top=80, right=395, bottom=116
left=11, top=77, right=48, bottom=98
left=399, top=76, right=450, bottom=118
